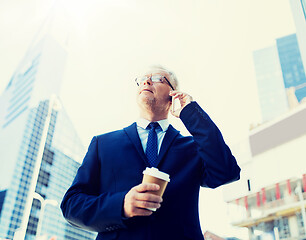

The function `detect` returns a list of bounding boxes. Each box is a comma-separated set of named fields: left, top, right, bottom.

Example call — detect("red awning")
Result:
left=262, top=188, right=266, bottom=204
left=303, top=174, right=306, bottom=192
left=244, top=196, right=248, bottom=210
left=276, top=183, right=281, bottom=200
left=256, top=192, right=261, bottom=207
left=287, top=179, right=292, bottom=195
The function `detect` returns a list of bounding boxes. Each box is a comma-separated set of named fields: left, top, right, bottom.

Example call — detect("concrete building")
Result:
left=223, top=103, right=306, bottom=239
left=0, top=36, right=96, bottom=239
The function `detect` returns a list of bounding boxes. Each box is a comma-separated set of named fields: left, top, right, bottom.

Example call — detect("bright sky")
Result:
left=0, top=0, right=296, bottom=238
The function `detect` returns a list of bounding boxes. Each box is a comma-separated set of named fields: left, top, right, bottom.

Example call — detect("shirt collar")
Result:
left=137, top=118, right=169, bottom=132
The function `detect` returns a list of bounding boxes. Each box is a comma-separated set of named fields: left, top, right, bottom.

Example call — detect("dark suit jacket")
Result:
left=61, top=102, right=240, bottom=240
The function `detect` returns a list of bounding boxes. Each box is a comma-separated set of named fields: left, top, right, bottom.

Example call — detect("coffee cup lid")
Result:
left=143, top=167, right=170, bottom=182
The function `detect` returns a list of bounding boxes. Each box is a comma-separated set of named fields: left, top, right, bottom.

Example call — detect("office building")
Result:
left=253, top=34, right=306, bottom=123
left=253, top=46, right=289, bottom=123
left=223, top=103, right=306, bottom=240
left=0, top=36, right=96, bottom=239
left=277, top=34, right=306, bottom=103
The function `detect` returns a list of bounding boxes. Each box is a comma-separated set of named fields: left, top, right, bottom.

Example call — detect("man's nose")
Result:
left=142, top=78, right=152, bottom=86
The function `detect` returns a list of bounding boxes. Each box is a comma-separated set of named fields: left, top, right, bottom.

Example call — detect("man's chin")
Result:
left=137, top=95, right=156, bottom=107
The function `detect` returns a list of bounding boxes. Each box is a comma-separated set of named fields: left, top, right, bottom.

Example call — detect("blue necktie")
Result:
left=146, top=122, right=159, bottom=167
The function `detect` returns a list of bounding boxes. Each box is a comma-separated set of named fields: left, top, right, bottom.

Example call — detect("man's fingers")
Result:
left=170, top=90, right=192, bottom=98
left=169, top=91, right=184, bottom=99
left=135, top=200, right=161, bottom=210
left=169, top=90, right=180, bottom=96
left=131, top=207, right=153, bottom=217
left=136, top=192, right=163, bottom=203
left=135, top=183, right=160, bottom=193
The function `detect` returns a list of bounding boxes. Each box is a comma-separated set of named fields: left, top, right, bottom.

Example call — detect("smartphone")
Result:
left=172, top=96, right=181, bottom=112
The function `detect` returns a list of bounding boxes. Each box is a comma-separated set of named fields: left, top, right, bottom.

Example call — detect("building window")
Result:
left=274, top=217, right=290, bottom=239
left=42, top=148, right=54, bottom=165
left=26, top=215, right=39, bottom=236
left=296, top=212, right=305, bottom=235
left=301, top=0, right=306, bottom=20
left=37, top=169, right=50, bottom=187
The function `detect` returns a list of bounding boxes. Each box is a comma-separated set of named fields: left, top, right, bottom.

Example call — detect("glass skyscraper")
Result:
left=277, top=34, right=306, bottom=102
left=289, top=0, right=306, bottom=71
left=302, top=0, right=306, bottom=18
left=0, top=36, right=96, bottom=240
left=253, top=46, right=289, bottom=123
left=253, top=33, right=306, bottom=123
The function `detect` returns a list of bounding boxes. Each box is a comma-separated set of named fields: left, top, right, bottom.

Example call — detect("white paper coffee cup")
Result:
left=142, top=167, right=170, bottom=211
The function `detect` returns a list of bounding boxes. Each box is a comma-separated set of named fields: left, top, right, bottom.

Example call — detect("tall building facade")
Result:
left=289, top=0, right=306, bottom=73
left=253, top=46, right=289, bottom=123
left=253, top=33, right=306, bottom=123
left=0, top=36, right=96, bottom=239
left=277, top=34, right=306, bottom=103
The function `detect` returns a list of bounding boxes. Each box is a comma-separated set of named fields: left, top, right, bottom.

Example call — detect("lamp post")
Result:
left=15, top=95, right=61, bottom=240
left=33, top=192, right=58, bottom=239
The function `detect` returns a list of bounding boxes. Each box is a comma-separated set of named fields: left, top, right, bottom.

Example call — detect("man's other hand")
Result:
left=123, top=183, right=163, bottom=218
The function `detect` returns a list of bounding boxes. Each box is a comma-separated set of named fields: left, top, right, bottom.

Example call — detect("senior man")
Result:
left=61, top=65, right=240, bottom=240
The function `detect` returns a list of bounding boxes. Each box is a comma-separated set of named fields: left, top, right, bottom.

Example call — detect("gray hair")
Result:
left=147, top=64, right=179, bottom=90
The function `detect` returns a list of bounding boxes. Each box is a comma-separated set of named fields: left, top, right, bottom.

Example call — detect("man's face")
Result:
left=136, top=70, right=173, bottom=112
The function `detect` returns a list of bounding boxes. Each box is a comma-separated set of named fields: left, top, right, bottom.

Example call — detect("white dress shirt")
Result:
left=136, top=118, right=169, bottom=154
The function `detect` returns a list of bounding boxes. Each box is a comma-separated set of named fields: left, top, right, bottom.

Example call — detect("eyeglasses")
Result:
left=135, top=75, right=175, bottom=90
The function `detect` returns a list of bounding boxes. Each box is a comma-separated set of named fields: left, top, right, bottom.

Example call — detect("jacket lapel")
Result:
left=156, top=125, right=180, bottom=167
left=124, top=123, right=148, bottom=165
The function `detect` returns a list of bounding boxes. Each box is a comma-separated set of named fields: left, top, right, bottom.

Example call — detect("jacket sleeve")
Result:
left=179, top=101, right=241, bottom=188
left=60, top=136, right=128, bottom=233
